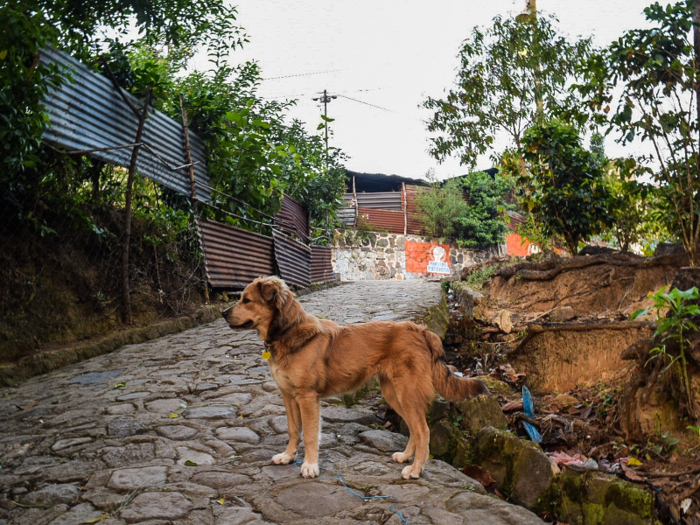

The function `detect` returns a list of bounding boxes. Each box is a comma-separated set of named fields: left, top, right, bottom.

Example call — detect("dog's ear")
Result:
left=258, top=277, right=288, bottom=309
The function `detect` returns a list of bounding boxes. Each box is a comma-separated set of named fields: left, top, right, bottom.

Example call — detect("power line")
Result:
left=262, top=69, right=347, bottom=81
left=337, top=94, right=398, bottom=114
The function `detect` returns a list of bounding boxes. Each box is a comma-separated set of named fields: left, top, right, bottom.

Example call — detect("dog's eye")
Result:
left=241, top=297, right=250, bottom=304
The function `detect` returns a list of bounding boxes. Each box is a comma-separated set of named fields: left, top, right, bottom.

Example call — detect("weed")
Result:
left=465, top=265, right=497, bottom=290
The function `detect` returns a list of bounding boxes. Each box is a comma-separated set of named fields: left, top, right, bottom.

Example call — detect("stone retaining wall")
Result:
left=332, top=231, right=504, bottom=281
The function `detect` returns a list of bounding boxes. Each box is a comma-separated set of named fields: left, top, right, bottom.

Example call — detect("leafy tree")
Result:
left=454, top=172, right=512, bottom=247
left=414, top=171, right=511, bottom=246
left=423, top=13, right=593, bottom=170
left=577, top=0, right=700, bottom=265
left=517, top=119, right=613, bottom=254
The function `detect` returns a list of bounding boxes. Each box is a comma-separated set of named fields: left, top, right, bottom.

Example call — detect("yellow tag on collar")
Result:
left=262, top=350, right=271, bottom=361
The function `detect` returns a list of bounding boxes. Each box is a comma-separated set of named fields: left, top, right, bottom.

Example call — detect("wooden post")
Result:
left=179, top=93, right=198, bottom=205
left=402, top=182, right=408, bottom=236
left=352, top=175, right=358, bottom=227
left=122, top=87, right=152, bottom=324
left=179, top=93, right=210, bottom=303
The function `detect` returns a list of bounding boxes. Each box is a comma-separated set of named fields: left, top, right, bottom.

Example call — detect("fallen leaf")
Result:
left=501, top=400, right=524, bottom=412
left=620, top=463, right=646, bottom=482
left=169, top=413, right=179, bottom=419
left=184, top=460, right=198, bottom=466
left=627, top=457, right=643, bottom=466
left=217, top=498, right=225, bottom=506
left=114, top=382, right=127, bottom=389
left=85, top=515, right=110, bottom=524
left=17, top=401, right=38, bottom=410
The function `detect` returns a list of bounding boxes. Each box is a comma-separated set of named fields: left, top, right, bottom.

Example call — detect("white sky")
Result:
left=204, top=0, right=668, bottom=181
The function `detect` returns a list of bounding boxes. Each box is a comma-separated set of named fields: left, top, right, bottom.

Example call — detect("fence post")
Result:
left=121, top=87, right=152, bottom=324
left=402, top=182, right=408, bottom=236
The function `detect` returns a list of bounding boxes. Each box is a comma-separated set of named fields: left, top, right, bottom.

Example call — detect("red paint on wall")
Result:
left=405, top=241, right=451, bottom=274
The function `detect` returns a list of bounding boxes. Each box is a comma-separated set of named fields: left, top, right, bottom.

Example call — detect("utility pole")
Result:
left=313, top=89, right=337, bottom=150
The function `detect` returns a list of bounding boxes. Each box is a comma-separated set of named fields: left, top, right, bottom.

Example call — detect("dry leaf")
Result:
left=17, top=400, right=38, bottom=410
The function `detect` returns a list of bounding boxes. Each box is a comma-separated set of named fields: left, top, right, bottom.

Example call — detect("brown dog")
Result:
left=222, top=276, right=487, bottom=479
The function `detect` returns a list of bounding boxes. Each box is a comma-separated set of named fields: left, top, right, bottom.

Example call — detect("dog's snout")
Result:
left=222, top=306, right=232, bottom=318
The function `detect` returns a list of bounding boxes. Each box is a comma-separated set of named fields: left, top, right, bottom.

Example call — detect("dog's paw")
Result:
left=300, top=462, right=320, bottom=478
left=401, top=465, right=422, bottom=480
left=272, top=452, right=295, bottom=465
left=392, top=452, right=412, bottom=463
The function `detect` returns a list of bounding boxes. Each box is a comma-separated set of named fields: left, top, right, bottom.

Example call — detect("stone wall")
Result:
left=332, top=231, right=504, bottom=281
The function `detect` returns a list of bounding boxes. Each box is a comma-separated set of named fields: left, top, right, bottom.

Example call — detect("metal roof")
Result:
left=39, top=48, right=210, bottom=201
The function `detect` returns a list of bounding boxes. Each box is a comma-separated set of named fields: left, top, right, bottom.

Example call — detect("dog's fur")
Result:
left=222, top=276, right=488, bottom=479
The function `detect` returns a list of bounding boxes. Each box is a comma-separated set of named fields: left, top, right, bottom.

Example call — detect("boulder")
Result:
left=473, top=426, right=553, bottom=509
left=454, top=395, right=509, bottom=435
left=550, top=306, right=576, bottom=323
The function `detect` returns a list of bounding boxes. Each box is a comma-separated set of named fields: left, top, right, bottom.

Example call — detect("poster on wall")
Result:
left=405, top=241, right=451, bottom=275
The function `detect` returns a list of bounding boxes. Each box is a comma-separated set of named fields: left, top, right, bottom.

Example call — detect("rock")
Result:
left=551, top=394, right=579, bottom=409
left=47, top=502, right=105, bottom=525
left=176, top=447, right=215, bottom=466
left=67, top=370, right=123, bottom=385
left=454, top=395, right=508, bottom=434
left=321, top=406, right=376, bottom=425
left=156, top=425, right=198, bottom=440
left=51, top=437, right=92, bottom=451
left=429, top=421, right=457, bottom=459
left=144, top=398, right=186, bottom=413
left=358, top=429, right=408, bottom=453
left=216, top=427, right=260, bottom=444
left=654, top=242, right=685, bottom=257
left=107, top=466, right=168, bottom=490
left=476, top=376, right=514, bottom=397
left=119, top=491, right=192, bottom=521
left=106, top=403, right=135, bottom=415
left=493, top=309, right=514, bottom=333
left=273, top=483, right=358, bottom=519
left=22, top=484, right=80, bottom=506
left=107, top=416, right=145, bottom=438
left=190, top=471, right=250, bottom=489
left=538, top=469, right=654, bottom=525
left=550, top=306, right=576, bottom=323
left=473, top=426, right=553, bottom=509
left=183, top=405, right=237, bottom=420
left=102, top=443, right=155, bottom=468
left=445, top=491, right=545, bottom=524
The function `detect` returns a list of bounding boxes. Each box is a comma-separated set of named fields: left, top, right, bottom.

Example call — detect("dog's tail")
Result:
left=424, top=329, right=489, bottom=402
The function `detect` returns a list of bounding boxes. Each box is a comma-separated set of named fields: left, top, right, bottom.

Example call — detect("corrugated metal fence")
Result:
left=39, top=47, right=210, bottom=200
left=39, top=48, right=334, bottom=292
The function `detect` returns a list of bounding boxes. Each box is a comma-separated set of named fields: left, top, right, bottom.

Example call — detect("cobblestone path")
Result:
left=0, top=281, right=543, bottom=524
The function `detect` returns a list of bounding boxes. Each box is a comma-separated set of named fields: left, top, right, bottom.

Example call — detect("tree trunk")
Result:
left=694, top=0, right=700, bottom=266
left=121, top=88, right=152, bottom=324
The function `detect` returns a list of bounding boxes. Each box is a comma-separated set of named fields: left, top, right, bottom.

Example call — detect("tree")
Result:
left=423, top=13, right=593, bottom=170
left=578, top=0, right=700, bottom=265
left=413, top=172, right=511, bottom=246
left=517, top=119, right=613, bottom=254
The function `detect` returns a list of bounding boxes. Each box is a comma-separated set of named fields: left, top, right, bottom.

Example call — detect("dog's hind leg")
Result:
left=272, top=392, right=301, bottom=465
left=297, top=392, right=321, bottom=478
left=380, top=378, right=416, bottom=464
left=393, top=383, right=432, bottom=480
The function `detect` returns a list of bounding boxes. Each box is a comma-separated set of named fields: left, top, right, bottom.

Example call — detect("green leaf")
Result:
left=184, top=460, right=198, bottom=466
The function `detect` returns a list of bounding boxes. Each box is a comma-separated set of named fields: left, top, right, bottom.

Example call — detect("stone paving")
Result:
left=0, top=281, right=544, bottom=524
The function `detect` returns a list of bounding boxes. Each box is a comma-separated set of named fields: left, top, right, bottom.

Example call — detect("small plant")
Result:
left=465, top=265, right=497, bottom=290
left=632, top=286, right=700, bottom=416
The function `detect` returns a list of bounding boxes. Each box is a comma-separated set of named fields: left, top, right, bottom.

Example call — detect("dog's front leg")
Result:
left=297, top=392, right=320, bottom=478
left=272, top=391, right=301, bottom=465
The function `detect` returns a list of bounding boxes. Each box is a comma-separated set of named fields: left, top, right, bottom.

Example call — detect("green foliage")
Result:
left=515, top=119, right=613, bottom=254
left=414, top=172, right=511, bottom=246
left=423, top=13, right=593, bottom=168
left=414, top=179, right=470, bottom=239
left=465, top=265, right=497, bottom=290
left=632, top=286, right=700, bottom=417
left=455, top=172, right=512, bottom=247
left=577, top=0, right=700, bottom=265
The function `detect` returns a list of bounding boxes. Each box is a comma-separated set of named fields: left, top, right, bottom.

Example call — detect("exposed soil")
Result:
left=445, top=250, right=700, bottom=524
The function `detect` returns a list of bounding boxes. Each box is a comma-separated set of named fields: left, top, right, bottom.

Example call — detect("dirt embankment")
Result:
left=448, top=250, right=699, bottom=524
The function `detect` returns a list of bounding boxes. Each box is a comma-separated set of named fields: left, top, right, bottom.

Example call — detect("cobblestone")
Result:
left=0, top=281, right=543, bottom=524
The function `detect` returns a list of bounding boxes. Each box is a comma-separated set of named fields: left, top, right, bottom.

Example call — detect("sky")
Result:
left=202, top=0, right=667, bottom=181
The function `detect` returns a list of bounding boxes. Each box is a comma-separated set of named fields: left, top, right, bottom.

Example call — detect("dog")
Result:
left=222, top=276, right=488, bottom=479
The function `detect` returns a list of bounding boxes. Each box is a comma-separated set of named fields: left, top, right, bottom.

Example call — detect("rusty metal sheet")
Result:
left=39, top=47, right=210, bottom=201
left=273, top=230, right=311, bottom=289
left=506, top=210, right=526, bottom=233
left=357, top=207, right=405, bottom=234
left=405, top=185, right=427, bottom=236
left=310, top=245, right=335, bottom=284
left=197, top=218, right=275, bottom=289
left=274, top=195, right=310, bottom=242
left=353, top=192, right=402, bottom=210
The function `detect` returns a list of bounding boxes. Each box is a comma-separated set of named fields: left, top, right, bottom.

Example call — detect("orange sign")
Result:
left=405, top=241, right=451, bottom=274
